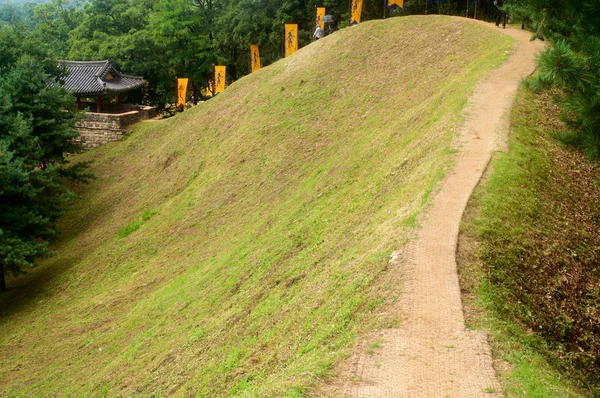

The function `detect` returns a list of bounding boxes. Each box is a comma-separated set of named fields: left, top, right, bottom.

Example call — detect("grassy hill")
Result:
left=0, top=16, right=513, bottom=397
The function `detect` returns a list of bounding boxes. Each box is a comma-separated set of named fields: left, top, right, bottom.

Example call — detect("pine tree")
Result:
left=509, top=0, right=600, bottom=157
left=0, top=37, right=89, bottom=291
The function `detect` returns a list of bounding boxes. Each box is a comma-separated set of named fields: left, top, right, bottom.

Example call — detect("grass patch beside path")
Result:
left=0, top=16, right=513, bottom=397
left=459, top=88, right=600, bottom=396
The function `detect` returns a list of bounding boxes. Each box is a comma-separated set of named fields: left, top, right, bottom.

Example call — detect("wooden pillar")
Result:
left=96, top=96, right=102, bottom=113
left=118, top=93, right=123, bottom=113
left=348, top=0, right=352, bottom=25
left=76, top=96, right=81, bottom=110
left=281, top=23, right=285, bottom=58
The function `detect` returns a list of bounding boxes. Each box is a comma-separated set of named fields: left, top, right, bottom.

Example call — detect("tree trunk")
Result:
left=230, top=48, right=238, bottom=81
left=0, top=263, right=6, bottom=292
left=191, top=83, right=198, bottom=105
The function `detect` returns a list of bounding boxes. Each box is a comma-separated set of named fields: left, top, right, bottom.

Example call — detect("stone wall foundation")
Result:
left=74, top=106, right=156, bottom=150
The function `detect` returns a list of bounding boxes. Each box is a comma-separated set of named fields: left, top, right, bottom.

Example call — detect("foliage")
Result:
left=30, top=0, right=83, bottom=58
left=0, top=25, right=89, bottom=291
left=507, top=0, right=600, bottom=158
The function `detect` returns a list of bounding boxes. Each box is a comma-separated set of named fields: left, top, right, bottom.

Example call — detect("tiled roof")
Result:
left=58, top=60, right=145, bottom=96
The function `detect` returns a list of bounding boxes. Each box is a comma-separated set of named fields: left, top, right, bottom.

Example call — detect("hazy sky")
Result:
left=0, top=0, right=50, bottom=6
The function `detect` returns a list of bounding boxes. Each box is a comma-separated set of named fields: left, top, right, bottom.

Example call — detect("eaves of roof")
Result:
left=58, top=60, right=145, bottom=97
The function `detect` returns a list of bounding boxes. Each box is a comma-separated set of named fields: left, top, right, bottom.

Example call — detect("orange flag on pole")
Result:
left=387, top=0, right=403, bottom=10
left=214, top=66, right=226, bottom=94
left=250, top=45, right=261, bottom=73
left=316, top=7, right=326, bottom=29
left=284, top=24, right=298, bottom=57
left=350, top=0, right=363, bottom=25
left=177, top=78, right=188, bottom=108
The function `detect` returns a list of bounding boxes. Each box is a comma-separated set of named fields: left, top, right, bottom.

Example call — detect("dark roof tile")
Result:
left=58, top=60, right=145, bottom=96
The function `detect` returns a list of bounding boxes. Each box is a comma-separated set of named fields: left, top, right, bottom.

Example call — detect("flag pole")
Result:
left=383, top=0, right=387, bottom=18
left=314, top=5, right=317, bottom=39
left=281, top=22, right=285, bottom=58
left=348, top=0, right=352, bottom=25
left=211, top=65, right=216, bottom=97
left=474, top=1, right=477, bottom=19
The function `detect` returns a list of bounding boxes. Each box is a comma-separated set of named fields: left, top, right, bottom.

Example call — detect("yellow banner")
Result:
left=284, top=24, right=298, bottom=57
left=177, top=78, right=188, bottom=108
left=214, top=65, right=226, bottom=94
left=387, top=0, right=403, bottom=9
left=250, top=45, right=261, bottom=73
left=316, top=7, right=325, bottom=29
left=350, top=0, right=363, bottom=25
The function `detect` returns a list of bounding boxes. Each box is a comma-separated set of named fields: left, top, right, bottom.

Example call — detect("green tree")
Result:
left=28, top=0, right=83, bottom=58
left=0, top=2, right=25, bottom=24
left=0, top=29, right=88, bottom=291
left=510, top=0, right=600, bottom=157
left=148, top=0, right=214, bottom=104
left=68, top=0, right=213, bottom=109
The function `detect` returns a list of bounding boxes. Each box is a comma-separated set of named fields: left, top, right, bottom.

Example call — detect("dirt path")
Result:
left=343, top=20, right=545, bottom=397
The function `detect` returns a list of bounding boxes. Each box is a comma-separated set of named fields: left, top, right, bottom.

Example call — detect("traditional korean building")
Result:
left=59, top=60, right=146, bottom=113
left=58, top=60, right=155, bottom=150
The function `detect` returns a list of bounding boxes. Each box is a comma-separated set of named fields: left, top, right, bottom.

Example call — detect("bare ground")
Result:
left=336, top=20, right=545, bottom=397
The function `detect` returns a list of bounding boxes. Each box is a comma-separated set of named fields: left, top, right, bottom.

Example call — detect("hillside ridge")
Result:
left=0, top=16, right=514, bottom=397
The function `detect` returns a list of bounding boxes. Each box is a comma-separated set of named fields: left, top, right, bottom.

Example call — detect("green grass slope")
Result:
left=0, top=16, right=513, bottom=397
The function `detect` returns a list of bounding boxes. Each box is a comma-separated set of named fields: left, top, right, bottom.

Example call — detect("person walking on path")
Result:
left=313, top=24, right=325, bottom=40
left=494, top=0, right=507, bottom=28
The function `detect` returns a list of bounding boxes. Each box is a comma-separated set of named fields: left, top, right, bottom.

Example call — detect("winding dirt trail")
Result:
left=344, top=20, right=545, bottom=397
